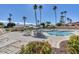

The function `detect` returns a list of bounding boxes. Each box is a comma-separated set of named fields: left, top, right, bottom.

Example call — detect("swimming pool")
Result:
left=47, top=31, right=73, bottom=36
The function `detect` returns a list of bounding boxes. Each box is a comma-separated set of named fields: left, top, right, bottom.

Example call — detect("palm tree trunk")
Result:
left=65, top=13, right=66, bottom=24
left=24, top=19, right=25, bottom=27
left=9, top=20, right=11, bottom=23
left=55, top=10, right=57, bottom=25
left=40, top=9, right=41, bottom=24
left=35, top=10, right=38, bottom=27
left=54, top=10, right=57, bottom=30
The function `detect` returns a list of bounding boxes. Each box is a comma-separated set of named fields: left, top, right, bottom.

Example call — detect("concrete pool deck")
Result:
left=0, top=30, right=79, bottom=54
left=0, top=32, right=47, bottom=54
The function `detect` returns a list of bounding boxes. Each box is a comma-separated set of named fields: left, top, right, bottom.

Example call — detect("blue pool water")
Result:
left=47, top=31, right=73, bottom=36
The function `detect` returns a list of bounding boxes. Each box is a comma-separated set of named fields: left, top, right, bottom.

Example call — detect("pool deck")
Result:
left=0, top=32, right=47, bottom=54
left=0, top=30, right=79, bottom=54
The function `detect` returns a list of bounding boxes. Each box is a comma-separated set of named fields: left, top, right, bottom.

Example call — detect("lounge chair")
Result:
left=33, top=30, right=47, bottom=39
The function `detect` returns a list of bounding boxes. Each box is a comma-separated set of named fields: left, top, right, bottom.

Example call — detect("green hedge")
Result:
left=20, top=41, right=52, bottom=54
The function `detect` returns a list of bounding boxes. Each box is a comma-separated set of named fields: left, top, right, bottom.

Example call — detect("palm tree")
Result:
left=67, top=18, right=72, bottom=24
left=8, top=18, right=11, bottom=23
left=33, top=4, right=38, bottom=27
left=67, top=18, right=72, bottom=27
left=46, top=21, right=51, bottom=28
left=60, top=16, right=65, bottom=25
left=61, top=11, right=66, bottom=24
left=67, top=18, right=69, bottom=23
left=40, top=22, right=45, bottom=28
left=70, top=19, right=72, bottom=23
left=8, top=13, right=12, bottom=23
left=39, top=5, right=43, bottom=25
left=60, top=11, right=67, bottom=24
left=61, top=12, right=64, bottom=15
left=64, top=11, right=67, bottom=23
left=9, top=13, right=12, bottom=18
left=22, top=16, right=27, bottom=27
left=53, top=6, right=57, bottom=25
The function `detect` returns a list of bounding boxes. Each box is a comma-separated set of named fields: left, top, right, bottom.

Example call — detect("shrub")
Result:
left=5, top=28, right=14, bottom=32
left=20, top=41, right=52, bottom=54
left=56, top=23, right=62, bottom=26
left=0, top=22, right=4, bottom=28
left=67, top=35, right=79, bottom=54
left=7, top=23, right=16, bottom=28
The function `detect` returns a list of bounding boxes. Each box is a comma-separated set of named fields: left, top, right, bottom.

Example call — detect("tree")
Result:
left=33, top=4, right=38, bottom=27
left=69, top=19, right=72, bottom=24
left=40, top=23, right=45, bottom=28
left=60, top=16, right=65, bottom=25
left=60, top=11, right=65, bottom=24
left=67, top=18, right=72, bottom=24
left=61, top=12, right=64, bottom=15
left=56, top=23, right=62, bottom=26
left=45, top=22, right=51, bottom=28
left=8, top=13, right=12, bottom=23
left=64, top=11, right=67, bottom=23
left=60, top=11, right=67, bottom=24
left=9, top=13, right=12, bottom=18
left=67, top=18, right=69, bottom=23
left=39, top=5, right=43, bottom=24
left=22, top=16, right=27, bottom=27
left=53, top=6, right=57, bottom=25
left=8, top=18, right=11, bottom=23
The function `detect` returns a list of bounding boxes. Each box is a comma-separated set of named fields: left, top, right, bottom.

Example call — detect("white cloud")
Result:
left=0, top=20, right=8, bottom=23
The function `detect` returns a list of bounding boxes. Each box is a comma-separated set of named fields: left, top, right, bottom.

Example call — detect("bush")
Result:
left=0, top=22, right=4, bottom=28
left=7, top=23, right=16, bottom=28
left=5, top=28, right=14, bottom=32
left=67, top=35, right=79, bottom=54
left=56, top=23, right=62, bottom=26
left=20, top=41, right=52, bottom=54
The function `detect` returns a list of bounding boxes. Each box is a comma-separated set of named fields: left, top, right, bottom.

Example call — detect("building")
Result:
left=56, top=22, right=79, bottom=29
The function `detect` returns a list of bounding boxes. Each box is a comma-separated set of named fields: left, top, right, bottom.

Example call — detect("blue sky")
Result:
left=0, top=4, right=79, bottom=25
